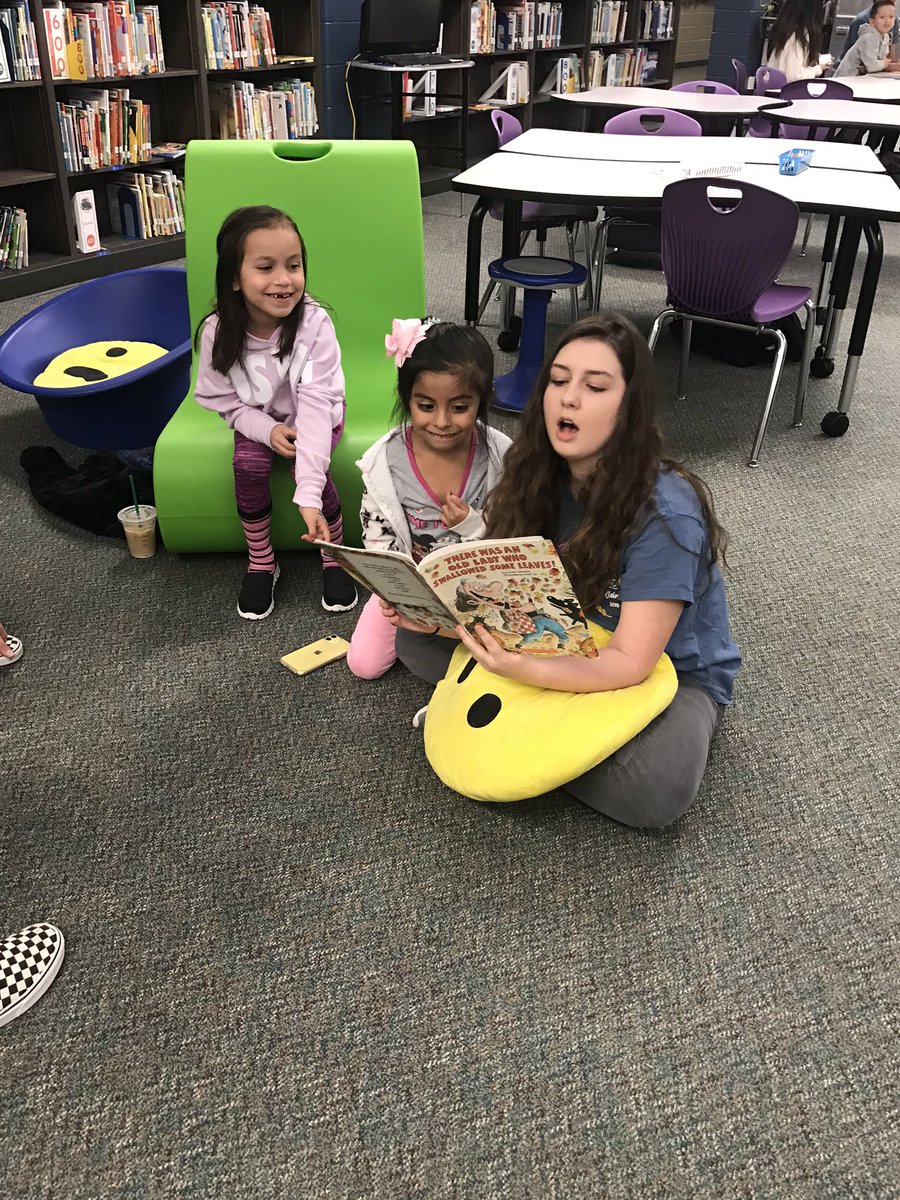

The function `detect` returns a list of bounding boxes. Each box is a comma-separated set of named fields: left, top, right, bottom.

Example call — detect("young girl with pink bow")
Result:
left=346, top=319, right=511, bottom=680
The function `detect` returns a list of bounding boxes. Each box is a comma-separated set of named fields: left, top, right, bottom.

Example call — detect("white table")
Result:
left=554, top=85, right=788, bottom=117
left=454, top=148, right=900, bottom=215
left=499, top=128, right=885, bottom=172
left=798, top=73, right=900, bottom=102
left=757, top=95, right=900, bottom=131
left=453, top=146, right=900, bottom=430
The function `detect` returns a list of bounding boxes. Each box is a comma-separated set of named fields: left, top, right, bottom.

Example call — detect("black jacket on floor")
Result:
left=20, top=446, right=154, bottom=539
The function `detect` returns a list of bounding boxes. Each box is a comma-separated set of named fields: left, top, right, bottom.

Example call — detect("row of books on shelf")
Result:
left=201, top=2, right=277, bottom=70
left=469, top=2, right=567, bottom=54
left=105, top=168, right=184, bottom=238
left=209, top=79, right=317, bottom=139
left=591, top=2, right=629, bottom=45
left=0, top=207, right=28, bottom=270
left=0, top=1, right=40, bottom=81
left=43, top=3, right=166, bottom=80
left=640, top=0, right=674, bottom=40
left=476, top=60, right=530, bottom=106
left=57, top=90, right=150, bottom=172
left=587, top=46, right=658, bottom=86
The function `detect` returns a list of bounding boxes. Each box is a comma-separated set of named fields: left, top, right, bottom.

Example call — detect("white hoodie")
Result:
left=356, top=423, right=513, bottom=556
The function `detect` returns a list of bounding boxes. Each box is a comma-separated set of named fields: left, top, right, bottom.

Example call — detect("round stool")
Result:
left=487, top=255, right=588, bottom=413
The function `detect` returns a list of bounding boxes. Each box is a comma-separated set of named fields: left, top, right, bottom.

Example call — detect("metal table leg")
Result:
left=822, top=220, right=883, bottom=437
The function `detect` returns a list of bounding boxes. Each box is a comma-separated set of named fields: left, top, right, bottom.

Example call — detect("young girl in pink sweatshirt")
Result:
left=194, top=205, right=357, bottom=619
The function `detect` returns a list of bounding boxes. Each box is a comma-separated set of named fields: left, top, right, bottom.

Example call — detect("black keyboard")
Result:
left=364, top=52, right=463, bottom=66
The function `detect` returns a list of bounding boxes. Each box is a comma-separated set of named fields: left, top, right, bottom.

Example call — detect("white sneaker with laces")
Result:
left=0, top=924, right=65, bottom=1029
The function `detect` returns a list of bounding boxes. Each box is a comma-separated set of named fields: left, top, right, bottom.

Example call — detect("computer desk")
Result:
left=453, top=139, right=900, bottom=438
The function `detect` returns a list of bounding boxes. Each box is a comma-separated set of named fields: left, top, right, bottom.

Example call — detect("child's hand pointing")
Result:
left=300, top=508, right=330, bottom=542
left=441, top=493, right=470, bottom=528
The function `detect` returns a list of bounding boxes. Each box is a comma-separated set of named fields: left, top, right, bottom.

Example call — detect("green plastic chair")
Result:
left=153, top=139, right=425, bottom=551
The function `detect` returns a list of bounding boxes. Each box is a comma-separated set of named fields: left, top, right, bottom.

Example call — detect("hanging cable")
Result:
left=345, top=55, right=360, bottom=139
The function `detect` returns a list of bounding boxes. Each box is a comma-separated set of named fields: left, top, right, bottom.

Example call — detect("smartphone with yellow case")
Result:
left=280, top=635, right=351, bottom=676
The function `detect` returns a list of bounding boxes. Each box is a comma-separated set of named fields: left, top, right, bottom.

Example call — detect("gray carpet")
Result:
left=1, top=196, right=899, bottom=1199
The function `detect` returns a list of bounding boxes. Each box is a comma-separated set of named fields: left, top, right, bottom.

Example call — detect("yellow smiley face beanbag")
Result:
left=424, top=621, right=678, bottom=803
left=33, top=341, right=167, bottom=389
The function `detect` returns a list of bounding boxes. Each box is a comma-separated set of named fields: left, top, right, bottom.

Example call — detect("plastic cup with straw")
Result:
left=117, top=475, right=157, bottom=558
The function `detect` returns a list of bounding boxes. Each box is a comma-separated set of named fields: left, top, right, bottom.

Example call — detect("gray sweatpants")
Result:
left=396, top=628, right=723, bottom=830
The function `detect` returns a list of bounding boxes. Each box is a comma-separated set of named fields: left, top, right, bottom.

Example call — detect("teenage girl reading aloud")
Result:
left=381, top=314, right=742, bottom=828
left=346, top=318, right=511, bottom=680
left=194, top=205, right=357, bottom=620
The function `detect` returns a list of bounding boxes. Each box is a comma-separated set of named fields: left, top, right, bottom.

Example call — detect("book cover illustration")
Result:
left=419, top=537, right=598, bottom=658
left=318, top=543, right=460, bottom=632
left=317, top=537, right=599, bottom=659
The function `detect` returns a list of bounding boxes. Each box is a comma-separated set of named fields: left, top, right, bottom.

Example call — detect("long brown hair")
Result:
left=484, top=314, right=728, bottom=609
left=193, top=205, right=308, bottom=375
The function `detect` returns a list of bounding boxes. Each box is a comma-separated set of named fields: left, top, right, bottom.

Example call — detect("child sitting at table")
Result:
left=835, top=0, right=900, bottom=74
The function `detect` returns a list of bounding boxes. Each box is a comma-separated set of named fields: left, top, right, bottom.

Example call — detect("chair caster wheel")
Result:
left=821, top=411, right=849, bottom=438
left=498, top=329, right=520, bottom=352
left=810, top=352, right=834, bottom=379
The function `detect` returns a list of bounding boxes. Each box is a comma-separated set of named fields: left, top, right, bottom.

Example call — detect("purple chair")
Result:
left=779, top=78, right=854, bottom=140
left=647, top=177, right=816, bottom=466
left=671, top=80, right=738, bottom=94
left=747, top=67, right=788, bottom=137
left=732, top=58, right=749, bottom=93
left=671, top=79, right=739, bottom=135
left=475, top=110, right=598, bottom=343
left=590, top=108, right=703, bottom=310
left=603, top=108, right=703, bottom=136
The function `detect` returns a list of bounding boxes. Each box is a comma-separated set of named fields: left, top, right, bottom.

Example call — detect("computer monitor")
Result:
left=359, top=0, right=443, bottom=55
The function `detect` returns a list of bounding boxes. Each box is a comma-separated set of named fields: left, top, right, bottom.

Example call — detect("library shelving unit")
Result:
left=362, top=0, right=681, bottom=185
left=0, top=0, right=324, bottom=301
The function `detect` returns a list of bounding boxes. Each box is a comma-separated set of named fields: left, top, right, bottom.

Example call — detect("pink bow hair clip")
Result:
left=385, top=318, right=428, bottom=368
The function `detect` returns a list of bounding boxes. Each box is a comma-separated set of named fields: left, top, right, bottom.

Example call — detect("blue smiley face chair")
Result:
left=424, top=623, right=679, bottom=803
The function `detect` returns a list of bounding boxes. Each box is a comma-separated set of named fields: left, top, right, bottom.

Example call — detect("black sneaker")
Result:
left=321, top=566, right=358, bottom=612
left=238, top=564, right=280, bottom=620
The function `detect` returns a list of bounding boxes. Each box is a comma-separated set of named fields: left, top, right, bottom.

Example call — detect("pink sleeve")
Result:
left=194, top=319, right=278, bottom=447
left=291, top=308, right=345, bottom=510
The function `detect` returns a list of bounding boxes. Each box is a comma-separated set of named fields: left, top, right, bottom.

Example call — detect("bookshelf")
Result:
left=0, top=0, right=325, bottom=300
left=357, top=0, right=682, bottom=181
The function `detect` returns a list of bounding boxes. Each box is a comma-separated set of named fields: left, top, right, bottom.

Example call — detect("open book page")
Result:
left=310, top=542, right=458, bottom=629
left=418, top=537, right=599, bottom=659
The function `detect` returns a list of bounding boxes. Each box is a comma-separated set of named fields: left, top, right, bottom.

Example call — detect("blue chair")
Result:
left=475, top=110, right=598, bottom=344
left=488, top=255, right=588, bottom=412
left=0, top=267, right=191, bottom=449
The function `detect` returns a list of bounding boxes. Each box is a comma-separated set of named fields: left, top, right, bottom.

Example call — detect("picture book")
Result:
left=313, top=536, right=599, bottom=659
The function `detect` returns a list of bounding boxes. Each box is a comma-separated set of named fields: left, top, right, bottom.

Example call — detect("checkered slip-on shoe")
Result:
left=0, top=634, right=23, bottom=666
left=0, top=924, right=65, bottom=1029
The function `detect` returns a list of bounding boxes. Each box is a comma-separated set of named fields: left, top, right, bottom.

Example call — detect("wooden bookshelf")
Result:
left=0, top=0, right=325, bottom=300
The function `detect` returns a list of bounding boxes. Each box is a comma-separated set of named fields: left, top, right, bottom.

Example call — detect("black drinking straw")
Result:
left=128, top=474, right=141, bottom=517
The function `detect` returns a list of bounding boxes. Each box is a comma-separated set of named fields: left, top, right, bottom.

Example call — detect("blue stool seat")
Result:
left=488, top=256, right=587, bottom=413
left=0, top=267, right=191, bottom=450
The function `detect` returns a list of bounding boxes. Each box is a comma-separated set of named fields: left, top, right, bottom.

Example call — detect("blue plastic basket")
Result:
left=778, top=147, right=815, bottom=176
